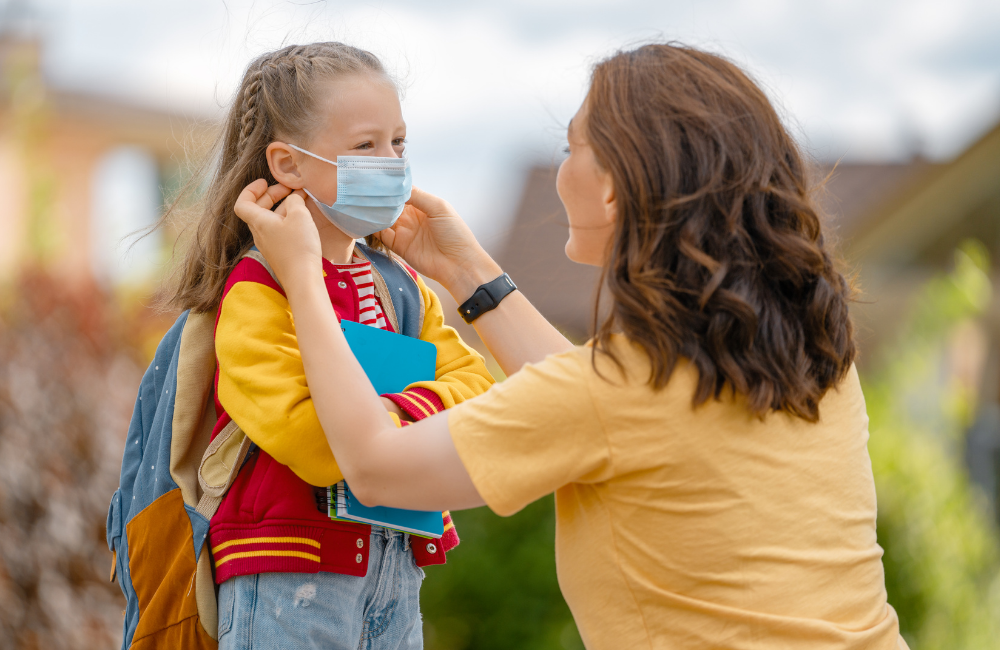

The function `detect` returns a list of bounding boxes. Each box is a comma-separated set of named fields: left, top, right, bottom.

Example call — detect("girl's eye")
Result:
left=355, top=142, right=373, bottom=150
left=393, top=138, right=408, bottom=147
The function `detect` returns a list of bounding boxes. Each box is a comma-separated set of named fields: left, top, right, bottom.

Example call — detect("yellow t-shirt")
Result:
left=448, top=335, right=907, bottom=650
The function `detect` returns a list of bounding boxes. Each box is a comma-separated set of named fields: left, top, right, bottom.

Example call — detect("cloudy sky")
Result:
left=18, top=0, right=1000, bottom=244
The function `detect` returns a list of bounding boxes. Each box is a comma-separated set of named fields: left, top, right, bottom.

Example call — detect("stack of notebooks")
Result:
left=327, top=320, right=444, bottom=539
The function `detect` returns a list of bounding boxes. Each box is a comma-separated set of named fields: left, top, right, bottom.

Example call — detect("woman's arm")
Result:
left=380, top=188, right=575, bottom=376
left=235, top=181, right=484, bottom=510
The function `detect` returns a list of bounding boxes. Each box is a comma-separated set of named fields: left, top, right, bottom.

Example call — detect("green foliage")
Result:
left=863, top=240, right=1000, bottom=649
left=421, top=498, right=583, bottom=650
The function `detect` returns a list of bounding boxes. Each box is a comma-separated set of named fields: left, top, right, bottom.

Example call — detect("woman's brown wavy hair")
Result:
left=586, top=43, right=855, bottom=422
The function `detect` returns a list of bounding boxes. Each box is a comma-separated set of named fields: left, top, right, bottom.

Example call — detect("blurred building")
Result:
left=495, top=120, right=1000, bottom=516
left=0, top=17, right=210, bottom=287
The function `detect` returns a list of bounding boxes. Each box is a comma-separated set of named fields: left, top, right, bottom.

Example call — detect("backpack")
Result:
left=106, top=246, right=423, bottom=649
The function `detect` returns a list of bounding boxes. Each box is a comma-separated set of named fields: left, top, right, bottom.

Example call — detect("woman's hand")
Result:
left=379, top=187, right=502, bottom=302
left=234, top=179, right=322, bottom=287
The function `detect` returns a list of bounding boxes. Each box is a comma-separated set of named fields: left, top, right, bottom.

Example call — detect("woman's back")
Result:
left=449, top=335, right=906, bottom=649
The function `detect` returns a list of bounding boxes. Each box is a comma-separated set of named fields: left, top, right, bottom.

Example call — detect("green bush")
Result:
left=421, top=498, right=583, bottom=650
left=863, top=241, right=1000, bottom=649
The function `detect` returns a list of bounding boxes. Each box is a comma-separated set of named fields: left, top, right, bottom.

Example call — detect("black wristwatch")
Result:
left=458, top=273, right=517, bottom=324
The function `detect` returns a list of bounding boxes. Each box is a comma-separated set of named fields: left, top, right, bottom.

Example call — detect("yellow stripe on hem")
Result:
left=212, top=536, right=321, bottom=554
left=406, top=390, right=441, bottom=415
left=443, top=521, right=455, bottom=533
left=214, top=550, right=321, bottom=567
left=394, top=392, right=432, bottom=419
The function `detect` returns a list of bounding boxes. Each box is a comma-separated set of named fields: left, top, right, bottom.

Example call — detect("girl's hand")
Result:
left=234, top=179, right=322, bottom=286
left=378, top=187, right=502, bottom=302
left=380, top=397, right=412, bottom=422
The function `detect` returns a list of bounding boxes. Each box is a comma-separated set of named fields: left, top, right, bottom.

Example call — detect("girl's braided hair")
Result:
left=161, top=43, right=394, bottom=313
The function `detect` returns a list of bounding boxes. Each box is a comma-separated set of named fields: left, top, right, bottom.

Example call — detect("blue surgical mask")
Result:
left=288, top=143, right=412, bottom=239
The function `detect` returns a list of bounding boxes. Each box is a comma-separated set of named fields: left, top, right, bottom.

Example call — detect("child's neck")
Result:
left=309, top=204, right=357, bottom=265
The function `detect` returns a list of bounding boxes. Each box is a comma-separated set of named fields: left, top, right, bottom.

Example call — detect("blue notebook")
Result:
left=328, top=320, right=444, bottom=539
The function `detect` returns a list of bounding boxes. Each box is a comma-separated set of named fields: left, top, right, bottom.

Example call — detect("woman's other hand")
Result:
left=234, top=179, right=322, bottom=286
left=378, top=187, right=502, bottom=301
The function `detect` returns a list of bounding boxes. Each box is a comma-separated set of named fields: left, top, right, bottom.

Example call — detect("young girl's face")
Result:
left=281, top=74, right=406, bottom=207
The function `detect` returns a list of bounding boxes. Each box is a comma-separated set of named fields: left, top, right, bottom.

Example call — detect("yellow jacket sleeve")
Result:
left=381, top=276, right=496, bottom=420
left=215, top=279, right=344, bottom=487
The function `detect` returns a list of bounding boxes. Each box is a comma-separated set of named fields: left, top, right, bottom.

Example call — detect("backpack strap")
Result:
left=352, top=246, right=402, bottom=334
left=189, top=249, right=274, bottom=521
left=195, top=420, right=252, bottom=520
left=243, top=249, right=282, bottom=290
left=355, top=244, right=424, bottom=338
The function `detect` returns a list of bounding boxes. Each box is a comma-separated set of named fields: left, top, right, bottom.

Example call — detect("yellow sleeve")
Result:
left=215, top=279, right=344, bottom=487
left=448, top=347, right=611, bottom=516
left=381, top=275, right=496, bottom=420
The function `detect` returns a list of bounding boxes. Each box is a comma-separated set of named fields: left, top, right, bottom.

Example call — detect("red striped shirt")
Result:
left=333, top=257, right=388, bottom=330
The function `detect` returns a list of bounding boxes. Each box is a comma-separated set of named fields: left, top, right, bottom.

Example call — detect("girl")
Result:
left=164, top=43, right=493, bottom=649
left=237, top=43, right=908, bottom=650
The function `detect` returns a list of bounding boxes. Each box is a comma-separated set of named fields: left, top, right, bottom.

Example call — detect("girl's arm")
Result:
left=288, top=270, right=482, bottom=509
left=379, top=187, right=575, bottom=376
left=237, top=181, right=483, bottom=510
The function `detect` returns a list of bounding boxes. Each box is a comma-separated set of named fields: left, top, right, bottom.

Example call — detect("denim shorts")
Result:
left=217, top=527, right=425, bottom=650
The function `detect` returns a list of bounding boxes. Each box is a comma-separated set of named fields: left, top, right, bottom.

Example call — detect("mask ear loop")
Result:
left=288, top=143, right=338, bottom=167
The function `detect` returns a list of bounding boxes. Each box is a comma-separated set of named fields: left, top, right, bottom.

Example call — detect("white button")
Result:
left=356, top=538, right=364, bottom=549
left=426, top=542, right=437, bottom=554
left=355, top=553, right=363, bottom=563
left=338, top=281, right=348, bottom=289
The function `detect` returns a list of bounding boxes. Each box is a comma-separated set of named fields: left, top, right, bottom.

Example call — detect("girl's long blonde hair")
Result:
left=161, top=42, right=392, bottom=313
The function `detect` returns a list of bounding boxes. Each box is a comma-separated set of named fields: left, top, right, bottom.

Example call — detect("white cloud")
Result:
left=27, top=0, right=1000, bottom=242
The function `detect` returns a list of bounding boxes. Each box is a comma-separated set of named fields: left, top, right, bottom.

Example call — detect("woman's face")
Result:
left=556, top=101, right=617, bottom=267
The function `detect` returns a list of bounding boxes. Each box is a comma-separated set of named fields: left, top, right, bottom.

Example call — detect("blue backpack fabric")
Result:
left=106, top=310, right=219, bottom=649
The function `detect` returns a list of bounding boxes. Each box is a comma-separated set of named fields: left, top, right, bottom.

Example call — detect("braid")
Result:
left=239, top=66, right=266, bottom=148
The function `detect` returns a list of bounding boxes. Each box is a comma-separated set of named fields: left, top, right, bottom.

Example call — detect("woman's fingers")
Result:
left=406, top=186, right=456, bottom=219
left=376, top=227, right=396, bottom=249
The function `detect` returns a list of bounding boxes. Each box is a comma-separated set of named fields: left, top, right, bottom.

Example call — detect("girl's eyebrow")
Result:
left=342, top=121, right=407, bottom=138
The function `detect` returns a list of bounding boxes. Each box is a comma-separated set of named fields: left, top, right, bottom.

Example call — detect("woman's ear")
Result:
left=600, top=170, right=617, bottom=225
left=266, top=142, right=305, bottom=189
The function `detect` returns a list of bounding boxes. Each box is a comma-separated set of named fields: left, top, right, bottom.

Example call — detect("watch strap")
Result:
left=458, top=273, right=517, bottom=323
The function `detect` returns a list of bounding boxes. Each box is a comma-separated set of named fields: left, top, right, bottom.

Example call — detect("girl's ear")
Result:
left=266, top=142, right=305, bottom=189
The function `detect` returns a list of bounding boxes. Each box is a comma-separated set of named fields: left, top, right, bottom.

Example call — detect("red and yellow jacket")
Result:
left=208, top=246, right=494, bottom=584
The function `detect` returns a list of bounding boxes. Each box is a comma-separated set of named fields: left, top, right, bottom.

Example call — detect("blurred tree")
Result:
left=863, top=240, right=1000, bottom=649
left=0, top=272, right=170, bottom=649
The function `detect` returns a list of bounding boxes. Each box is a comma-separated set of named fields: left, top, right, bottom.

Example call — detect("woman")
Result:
left=234, top=44, right=906, bottom=649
